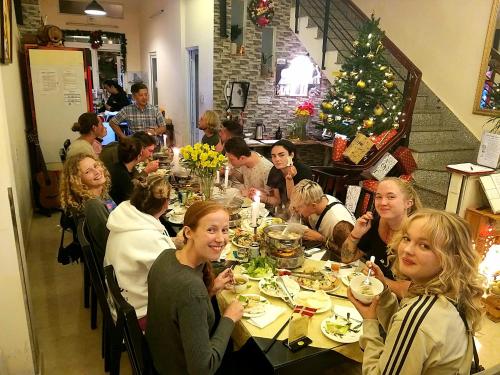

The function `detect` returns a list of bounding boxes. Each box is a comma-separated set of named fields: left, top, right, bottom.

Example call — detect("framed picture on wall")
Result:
left=275, top=55, right=321, bottom=97
left=1, top=0, right=13, bottom=64
left=224, top=81, right=250, bottom=110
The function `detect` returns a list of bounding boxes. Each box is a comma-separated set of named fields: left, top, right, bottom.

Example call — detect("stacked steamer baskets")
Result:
left=212, top=196, right=242, bottom=228
left=154, top=152, right=172, bottom=169
left=262, top=224, right=304, bottom=269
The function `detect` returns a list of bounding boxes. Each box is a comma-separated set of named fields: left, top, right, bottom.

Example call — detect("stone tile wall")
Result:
left=18, top=0, right=42, bottom=36
left=213, top=0, right=330, bottom=151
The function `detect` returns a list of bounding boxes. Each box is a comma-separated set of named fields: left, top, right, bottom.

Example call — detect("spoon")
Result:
left=363, top=256, right=376, bottom=286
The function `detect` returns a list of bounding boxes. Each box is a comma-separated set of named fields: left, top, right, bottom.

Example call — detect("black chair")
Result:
left=77, top=220, right=123, bottom=374
left=104, top=265, right=156, bottom=375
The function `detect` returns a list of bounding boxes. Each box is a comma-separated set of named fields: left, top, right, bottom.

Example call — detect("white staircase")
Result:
left=289, top=7, right=342, bottom=81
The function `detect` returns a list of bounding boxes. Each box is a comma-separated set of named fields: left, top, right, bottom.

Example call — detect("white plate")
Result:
left=321, top=305, right=363, bottom=343
left=238, top=294, right=270, bottom=318
left=341, top=272, right=364, bottom=287
left=167, top=214, right=184, bottom=225
left=258, top=276, right=300, bottom=298
left=295, top=273, right=340, bottom=292
left=247, top=270, right=274, bottom=281
left=293, top=290, right=332, bottom=313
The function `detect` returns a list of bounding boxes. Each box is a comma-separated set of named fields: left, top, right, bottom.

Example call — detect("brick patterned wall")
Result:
left=18, top=0, right=41, bottom=36
left=213, top=0, right=330, bottom=147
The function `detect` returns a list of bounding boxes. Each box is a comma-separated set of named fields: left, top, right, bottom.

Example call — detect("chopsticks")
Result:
left=325, top=292, right=349, bottom=300
left=263, top=317, right=291, bottom=353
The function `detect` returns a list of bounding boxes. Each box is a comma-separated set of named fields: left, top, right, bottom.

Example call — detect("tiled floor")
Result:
left=27, top=213, right=131, bottom=375
left=26, top=214, right=499, bottom=374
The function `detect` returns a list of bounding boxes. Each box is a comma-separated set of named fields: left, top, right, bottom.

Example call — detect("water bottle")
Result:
left=275, top=126, right=282, bottom=139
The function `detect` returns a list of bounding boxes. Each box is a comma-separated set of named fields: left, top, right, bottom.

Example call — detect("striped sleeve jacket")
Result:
left=359, top=288, right=473, bottom=375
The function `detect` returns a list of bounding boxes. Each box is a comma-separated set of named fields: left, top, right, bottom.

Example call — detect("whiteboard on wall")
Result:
left=28, top=49, right=89, bottom=164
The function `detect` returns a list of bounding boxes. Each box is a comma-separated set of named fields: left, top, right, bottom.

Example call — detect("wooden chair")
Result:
left=77, top=220, right=123, bottom=374
left=311, top=166, right=355, bottom=203
left=104, top=265, right=156, bottom=375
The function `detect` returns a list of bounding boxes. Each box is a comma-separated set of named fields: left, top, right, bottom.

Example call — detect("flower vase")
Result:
left=198, top=175, right=214, bottom=201
left=289, top=116, right=309, bottom=141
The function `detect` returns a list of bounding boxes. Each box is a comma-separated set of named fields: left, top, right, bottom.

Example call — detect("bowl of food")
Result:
left=233, top=274, right=249, bottom=293
left=349, top=275, right=384, bottom=304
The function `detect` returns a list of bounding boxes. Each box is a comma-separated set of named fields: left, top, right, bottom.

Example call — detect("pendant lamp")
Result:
left=84, top=1, right=107, bottom=16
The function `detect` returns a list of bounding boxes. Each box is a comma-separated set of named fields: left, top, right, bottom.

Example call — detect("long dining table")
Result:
left=217, top=256, right=364, bottom=374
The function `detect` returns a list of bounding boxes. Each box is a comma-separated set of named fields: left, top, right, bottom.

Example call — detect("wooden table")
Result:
left=218, top=258, right=363, bottom=373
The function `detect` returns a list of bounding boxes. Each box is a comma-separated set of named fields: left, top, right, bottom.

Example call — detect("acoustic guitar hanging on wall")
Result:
left=27, top=131, right=61, bottom=210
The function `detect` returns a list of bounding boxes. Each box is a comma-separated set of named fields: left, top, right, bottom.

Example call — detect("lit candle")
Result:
left=224, top=166, right=229, bottom=188
left=172, top=147, right=180, bottom=167
left=216, top=170, right=220, bottom=184
left=251, top=191, right=261, bottom=227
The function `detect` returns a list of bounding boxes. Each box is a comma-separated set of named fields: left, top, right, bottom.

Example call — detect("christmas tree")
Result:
left=319, top=16, right=402, bottom=139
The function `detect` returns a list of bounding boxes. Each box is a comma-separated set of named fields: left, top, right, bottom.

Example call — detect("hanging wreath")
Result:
left=248, top=0, right=274, bottom=27
left=90, top=30, right=103, bottom=49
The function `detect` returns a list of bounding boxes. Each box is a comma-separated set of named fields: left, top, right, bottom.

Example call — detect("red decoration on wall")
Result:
left=248, top=0, right=274, bottom=27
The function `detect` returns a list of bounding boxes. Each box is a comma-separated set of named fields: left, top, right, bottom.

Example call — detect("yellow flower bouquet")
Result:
left=180, top=143, right=227, bottom=199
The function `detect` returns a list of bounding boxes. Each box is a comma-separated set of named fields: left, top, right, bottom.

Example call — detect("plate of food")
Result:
left=293, top=290, right=332, bottom=313
left=231, top=231, right=254, bottom=249
left=294, top=271, right=340, bottom=292
left=341, top=271, right=363, bottom=287
left=321, top=305, right=363, bottom=343
left=258, top=276, right=300, bottom=298
left=238, top=294, right=269, bottom=318
left=235, top=256, right=275, bottom=280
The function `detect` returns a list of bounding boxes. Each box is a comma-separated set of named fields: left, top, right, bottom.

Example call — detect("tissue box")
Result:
left=366, top=153, right=398, bottom=181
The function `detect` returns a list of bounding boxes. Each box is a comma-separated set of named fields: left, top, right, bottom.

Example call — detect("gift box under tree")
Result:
left=393, top=146, right=417, bottom=174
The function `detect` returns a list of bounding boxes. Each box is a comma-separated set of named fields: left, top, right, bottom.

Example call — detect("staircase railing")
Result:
left=293, top=0, right=422, bottom=171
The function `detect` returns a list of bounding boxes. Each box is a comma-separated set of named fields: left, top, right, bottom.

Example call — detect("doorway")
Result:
left=149, top=52, right=158, bottom=106
left=187, top=47, right=200, bottom=144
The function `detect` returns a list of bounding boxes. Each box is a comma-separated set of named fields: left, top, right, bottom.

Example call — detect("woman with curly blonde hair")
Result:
left=60, top=153, right=115, bottom=264
left=348, top=208, right=484, bottom=374
left=199, top=110, right=221, bottom=147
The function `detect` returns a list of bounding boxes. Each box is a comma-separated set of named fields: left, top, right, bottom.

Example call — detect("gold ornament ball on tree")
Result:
left=343, top=105, right=352, bottom=113
left=322, top=102, right=333, bottom=110
left=363, top=118, right=375, bottom=128
left=319, top=112, right=326, bottom=120
left=374, top=105, right=384, bottom=116
left=356, top=80, right=366, bottom=89
left=384, top=81, right=394, bottom=89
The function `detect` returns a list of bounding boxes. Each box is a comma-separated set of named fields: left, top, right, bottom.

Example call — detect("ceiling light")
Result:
left=84, top=1, right=106, bottom=16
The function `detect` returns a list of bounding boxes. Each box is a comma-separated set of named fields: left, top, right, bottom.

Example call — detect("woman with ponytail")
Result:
left=146, top=201, right=243, bottom=375
left=66, top=112, right=107, bottom=158
left=104, top=170, right=175, bottom=330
